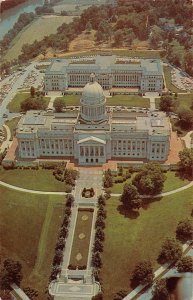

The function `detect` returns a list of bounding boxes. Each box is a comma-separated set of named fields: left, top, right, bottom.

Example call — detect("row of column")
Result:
left=112, top=140, right=147, bottom=152
left=80, top=145, right=104, bottom=157
left=38, top=139, right=73, bottom=154
left=20, top=140, right=35, bottom=157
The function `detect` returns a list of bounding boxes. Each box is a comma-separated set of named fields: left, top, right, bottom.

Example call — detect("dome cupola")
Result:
left=80, top=74, right=106, bottom=122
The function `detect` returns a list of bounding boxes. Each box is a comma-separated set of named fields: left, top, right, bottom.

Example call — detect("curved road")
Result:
left=111, top=180, right=193, bottom=198
left=0, top=178, right=193, bottom=197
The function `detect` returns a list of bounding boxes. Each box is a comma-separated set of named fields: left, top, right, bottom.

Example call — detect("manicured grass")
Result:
left=69, top=209, right=93, bottom=267
left=4, top=16, right=74, bottom=61
left=56, top=95, right=80, bottom=106
left=101, top=187, right=193, bottom=300
left=56, top=95, right=150, bottom=108
left=0, top=186, right=64, bottom=298
left=5, top=117, right=20, bottom=139
left=163, top=172, right=190, bottom=192
left=7, top=93, right=30, bottom=113
left=107, top=95, right=150, bottom=107
left=163, top=66, right=185, bottom=93
left=110, top=171, right=190, bottom=194
left=7, top=93, right=50, bottom=113
left=155, top=93, right=193, bottom=111
left=0, top=168, right=68, bottom=192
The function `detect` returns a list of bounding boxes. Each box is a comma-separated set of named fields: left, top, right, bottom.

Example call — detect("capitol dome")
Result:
left=80, top=74, right=106, bottom=122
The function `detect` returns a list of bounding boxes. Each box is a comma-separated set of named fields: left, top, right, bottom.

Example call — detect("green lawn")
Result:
left=7, top=93, right=30, bottom=113
left=7, top=93, right=50, bottom=113
left=5, top=117, right=20, bottom=139
left=56, top=95, right=80, bottom=106
left=110, top=171, right=190, bottom=194
left=163, top=66, right=185, bottom=93
left=4, top=16, right=74, bottom=61
left=0, top=168, right=68, bottom=192
left=69, top=209, right=93, bottom=267
left=107, top=95, right=150, bottom=107
left=155, top=93, right=193, bottom=111
left=0, top=186, right=64, bottom=298
left=101, top=187, right=193, bottom=300
left=56, top=94, right=150, bottom=108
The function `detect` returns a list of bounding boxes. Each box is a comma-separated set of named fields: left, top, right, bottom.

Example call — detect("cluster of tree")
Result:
left=1, top=0, right=27, bottom=13
left=23, top=287, right=38, bottom=300
left=178, top=148, right=193, bottom=179
left=53, top=98, right=66, bottom=112
left=50, top=194, right=74, bottom=281
left=159, top=94, right=178, bottom=113
left=92, top=195, right=107, bottom=270
left=132, top=162, right=166, bottom=195
left=131, top=260, right=154, bottom=286
left=35, top=3, right=54, bottom=15
left=20, top=95, right=47, bottom=112
left=176, top=218, right=193, bottom=243
left=158, top=237, right=183, bottom=264
left=0, top=12, right=35, bottom=53
left=120, top=183, right=141, bottom=211
left=0, top=259, right=22, bottom=290
left=53, top=165, right=79, bottom=188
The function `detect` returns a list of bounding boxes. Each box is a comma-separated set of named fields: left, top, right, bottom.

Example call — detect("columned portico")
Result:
left=77, top=136, right=106, bottom=165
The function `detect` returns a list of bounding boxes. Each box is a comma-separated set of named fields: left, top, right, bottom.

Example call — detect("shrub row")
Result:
left=49, top=194, right=74, bottom=282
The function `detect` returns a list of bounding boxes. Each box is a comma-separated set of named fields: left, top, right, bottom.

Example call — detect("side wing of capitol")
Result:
left=16, top=76, right=170, bottom=165
left=44, top=55, right=163, bottom=94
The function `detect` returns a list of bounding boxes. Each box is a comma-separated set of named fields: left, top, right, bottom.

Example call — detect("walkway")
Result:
left=49, top=167, right=103, bottom=299
left=143, top=92, right=159, bottom=111
left=0, top=177, right=192, bottom=198
left=181, top=130, right=193, bottom=149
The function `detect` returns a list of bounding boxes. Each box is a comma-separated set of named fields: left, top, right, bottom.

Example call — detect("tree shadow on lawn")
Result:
left=141, top=196, right=163, bottom=210
left=117, top=204, right=139, bottom=219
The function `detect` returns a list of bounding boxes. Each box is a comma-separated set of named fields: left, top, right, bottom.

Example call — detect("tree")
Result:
left=95, top=227, right=105, bottom=241
left=177, top=256, right=193, bottom=273
left=30, top=86, right=35, bottom=97
left=53, top=98, right=65, bottom=112
left=176, top=219, right=193, bottom=242
left=132, top=162, right=166, bottom=195
left=131, top=260, right=154, bottom=286
left=152, top=278, right=169, bottom=300
left=184, top=51, right=193, bottom=77
left=93, top=239, right=103, bottom=253
left=98, top=195, right=106, bottom=206
left=95, top=216, right=105, bottom=229
left=0, top=259, right=22, bottom=290
left=92, top=251, right=102, bottom=268
left=178, top=149, right=193, bottom=178
left=66, top=194, right=75, bottom=207
left=158, top=238, right=182, bottom=264
left=178, top=108, right=193, bottom=129
left=159, top=95, right=176, bottom=112
left=120, top=183, right=141, bottom=210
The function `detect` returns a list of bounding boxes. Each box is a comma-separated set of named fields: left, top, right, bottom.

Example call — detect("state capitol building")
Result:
left=16, top=74, right=171, bottom=165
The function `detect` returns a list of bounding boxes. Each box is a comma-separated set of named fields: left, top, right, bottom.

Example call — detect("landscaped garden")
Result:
left=108, top=168, right=190, bottom=194
left=101, top=186, right=193, bottom=300
left=69, top=208, right=94, bottom=268
left=0, top=186, right=64, bottom=299
left=7, top=92, right=50, bottom=113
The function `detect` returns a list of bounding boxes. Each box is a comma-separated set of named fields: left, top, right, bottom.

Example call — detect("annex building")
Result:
left=16, top=75, right=170, bottom=165
left=44, top=55, right=163, bottom=94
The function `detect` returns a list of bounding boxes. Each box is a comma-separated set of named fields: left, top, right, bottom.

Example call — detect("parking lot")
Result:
left=171, top=67, right=193, bottom=91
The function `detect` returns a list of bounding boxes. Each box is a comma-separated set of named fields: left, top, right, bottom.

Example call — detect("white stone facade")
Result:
left=44, top=55, right=163, bottom=94
left=17, top=79, right=170, bottom=165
